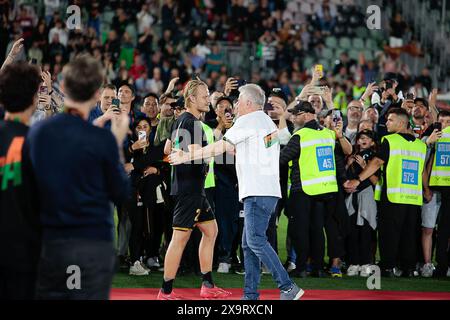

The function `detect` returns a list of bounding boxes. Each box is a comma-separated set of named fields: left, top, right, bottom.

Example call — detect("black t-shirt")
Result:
left=347, top=149, right=378, bottom=192
left=376, top=133, right=416, bottom=164
left=170, top=112, right=208, bottom=196
left=0, top=120, right=41, bottom=271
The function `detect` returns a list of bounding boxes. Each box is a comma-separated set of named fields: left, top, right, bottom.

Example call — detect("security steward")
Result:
left=345, top=108, right=427, bottom=277
left=425, top=110, right=450, bottom=277
left=280, top=101, right=341, bottom=278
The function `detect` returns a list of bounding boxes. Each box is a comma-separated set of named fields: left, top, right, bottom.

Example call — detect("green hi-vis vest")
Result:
left=201, top=122, right=215, bottom=189
left=430, top=126, right=450, bottom=186
left=382, top=133, right=426, bottom=206
left=295, top=127, right=338, bottom=195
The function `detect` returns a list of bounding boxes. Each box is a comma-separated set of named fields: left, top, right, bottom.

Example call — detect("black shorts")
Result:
left=172, top=194, right=215, bottom=230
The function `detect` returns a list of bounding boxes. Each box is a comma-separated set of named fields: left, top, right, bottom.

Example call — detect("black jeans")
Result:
left=0, top=268, right=36, bottom=300
left=36, top=239, right=116, bottom=300
left=214, top=172, right=240, bottom=263
left=378, top=199, right=420, bottom=271
left=324, top=189, right=347, bottom=262
left=325, top=212, right=346, bottom=262
left=142, top=203, right=166, bottom=258
left=347, top=213, right=373, bottom=265
left=288, top=191, right=336, bottom=272
left=128, top=176, right=165, bottom=262
left=128, top=200, right=144, bottom=263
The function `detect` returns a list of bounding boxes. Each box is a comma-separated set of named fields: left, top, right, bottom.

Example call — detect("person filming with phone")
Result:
left=89, top=84, right=118, bottom=129
left=125, top=116, right=165, bottom=276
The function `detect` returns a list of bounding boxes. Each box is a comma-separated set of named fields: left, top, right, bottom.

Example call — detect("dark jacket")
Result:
left=28, top=113, right=130, bottom=242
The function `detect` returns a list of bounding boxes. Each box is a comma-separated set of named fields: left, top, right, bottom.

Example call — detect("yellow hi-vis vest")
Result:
left=374, top=173, right=383, bottom=201
left=295, top=127, right=338, bottom=195
left=382, top=133, right=426, bottom=205
left=430, top=126, right=450, bottom=186
left=201, top=122, right=215, bottom=189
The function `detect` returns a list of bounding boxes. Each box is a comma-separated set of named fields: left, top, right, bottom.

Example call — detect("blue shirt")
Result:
left=28, top=113, right=130, bottom=242
left=88, top=104, right=107, bottom=126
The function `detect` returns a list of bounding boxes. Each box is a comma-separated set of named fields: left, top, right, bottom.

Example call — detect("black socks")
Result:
left=162, top=278, right=174, bottom=294
left=202, top=271, right=214, bottom=288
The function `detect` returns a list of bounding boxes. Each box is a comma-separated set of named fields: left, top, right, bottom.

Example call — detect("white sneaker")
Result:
left=421, top=263, right=435, bottom=278
left=129, top=260, right=149, bottom=276
left=146, top=257, right=160, bottom=269
left=360, top=264, right=373, bottom=277
left=347, top=265, right=361, bottom=276
left=286, top=261, right=296, bottom=273
left=217, top=262, right=231, bottom=273
left=393, top=267, right=403, bottom=277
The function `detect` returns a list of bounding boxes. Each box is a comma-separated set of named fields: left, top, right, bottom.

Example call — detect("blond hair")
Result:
left=183, top=79, right=207, bottom=109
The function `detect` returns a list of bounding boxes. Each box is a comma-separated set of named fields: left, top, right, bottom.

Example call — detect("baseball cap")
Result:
left=383, top=72, right=398, bottom=82
left=170, top=96, right=185, bottom=109
left=288, top=100, right=315, bottom=115
left=414, top=97, right=429, bottom=109
left=216, top=96, right=233, bottom=107
left=356, top=129, right=376, bottom=141
left=268, top=88, right=288, bottom=104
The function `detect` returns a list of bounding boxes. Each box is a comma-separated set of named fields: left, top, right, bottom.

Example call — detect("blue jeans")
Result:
left=242, top=196, right=293, bottom=300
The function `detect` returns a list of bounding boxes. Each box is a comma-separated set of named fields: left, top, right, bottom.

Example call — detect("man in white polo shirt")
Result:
left=169, top=84, right=304, bottom=300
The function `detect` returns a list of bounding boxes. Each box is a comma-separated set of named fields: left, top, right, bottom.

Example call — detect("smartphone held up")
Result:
left=138, top=131, right=147, bottom=141
left=315, top=64, right=324, bottom=79
left=111, top=98, right=121, bottom=114
left=332, top=110, right=342, bottom=125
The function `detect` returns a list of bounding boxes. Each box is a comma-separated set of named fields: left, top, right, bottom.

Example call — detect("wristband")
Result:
left=357, top=176, right=362, bottom=183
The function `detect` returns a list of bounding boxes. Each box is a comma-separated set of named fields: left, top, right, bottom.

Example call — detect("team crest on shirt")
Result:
left=0, top=137, right=24, bottom=190
left=264, top=131, right=279, bottom=148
